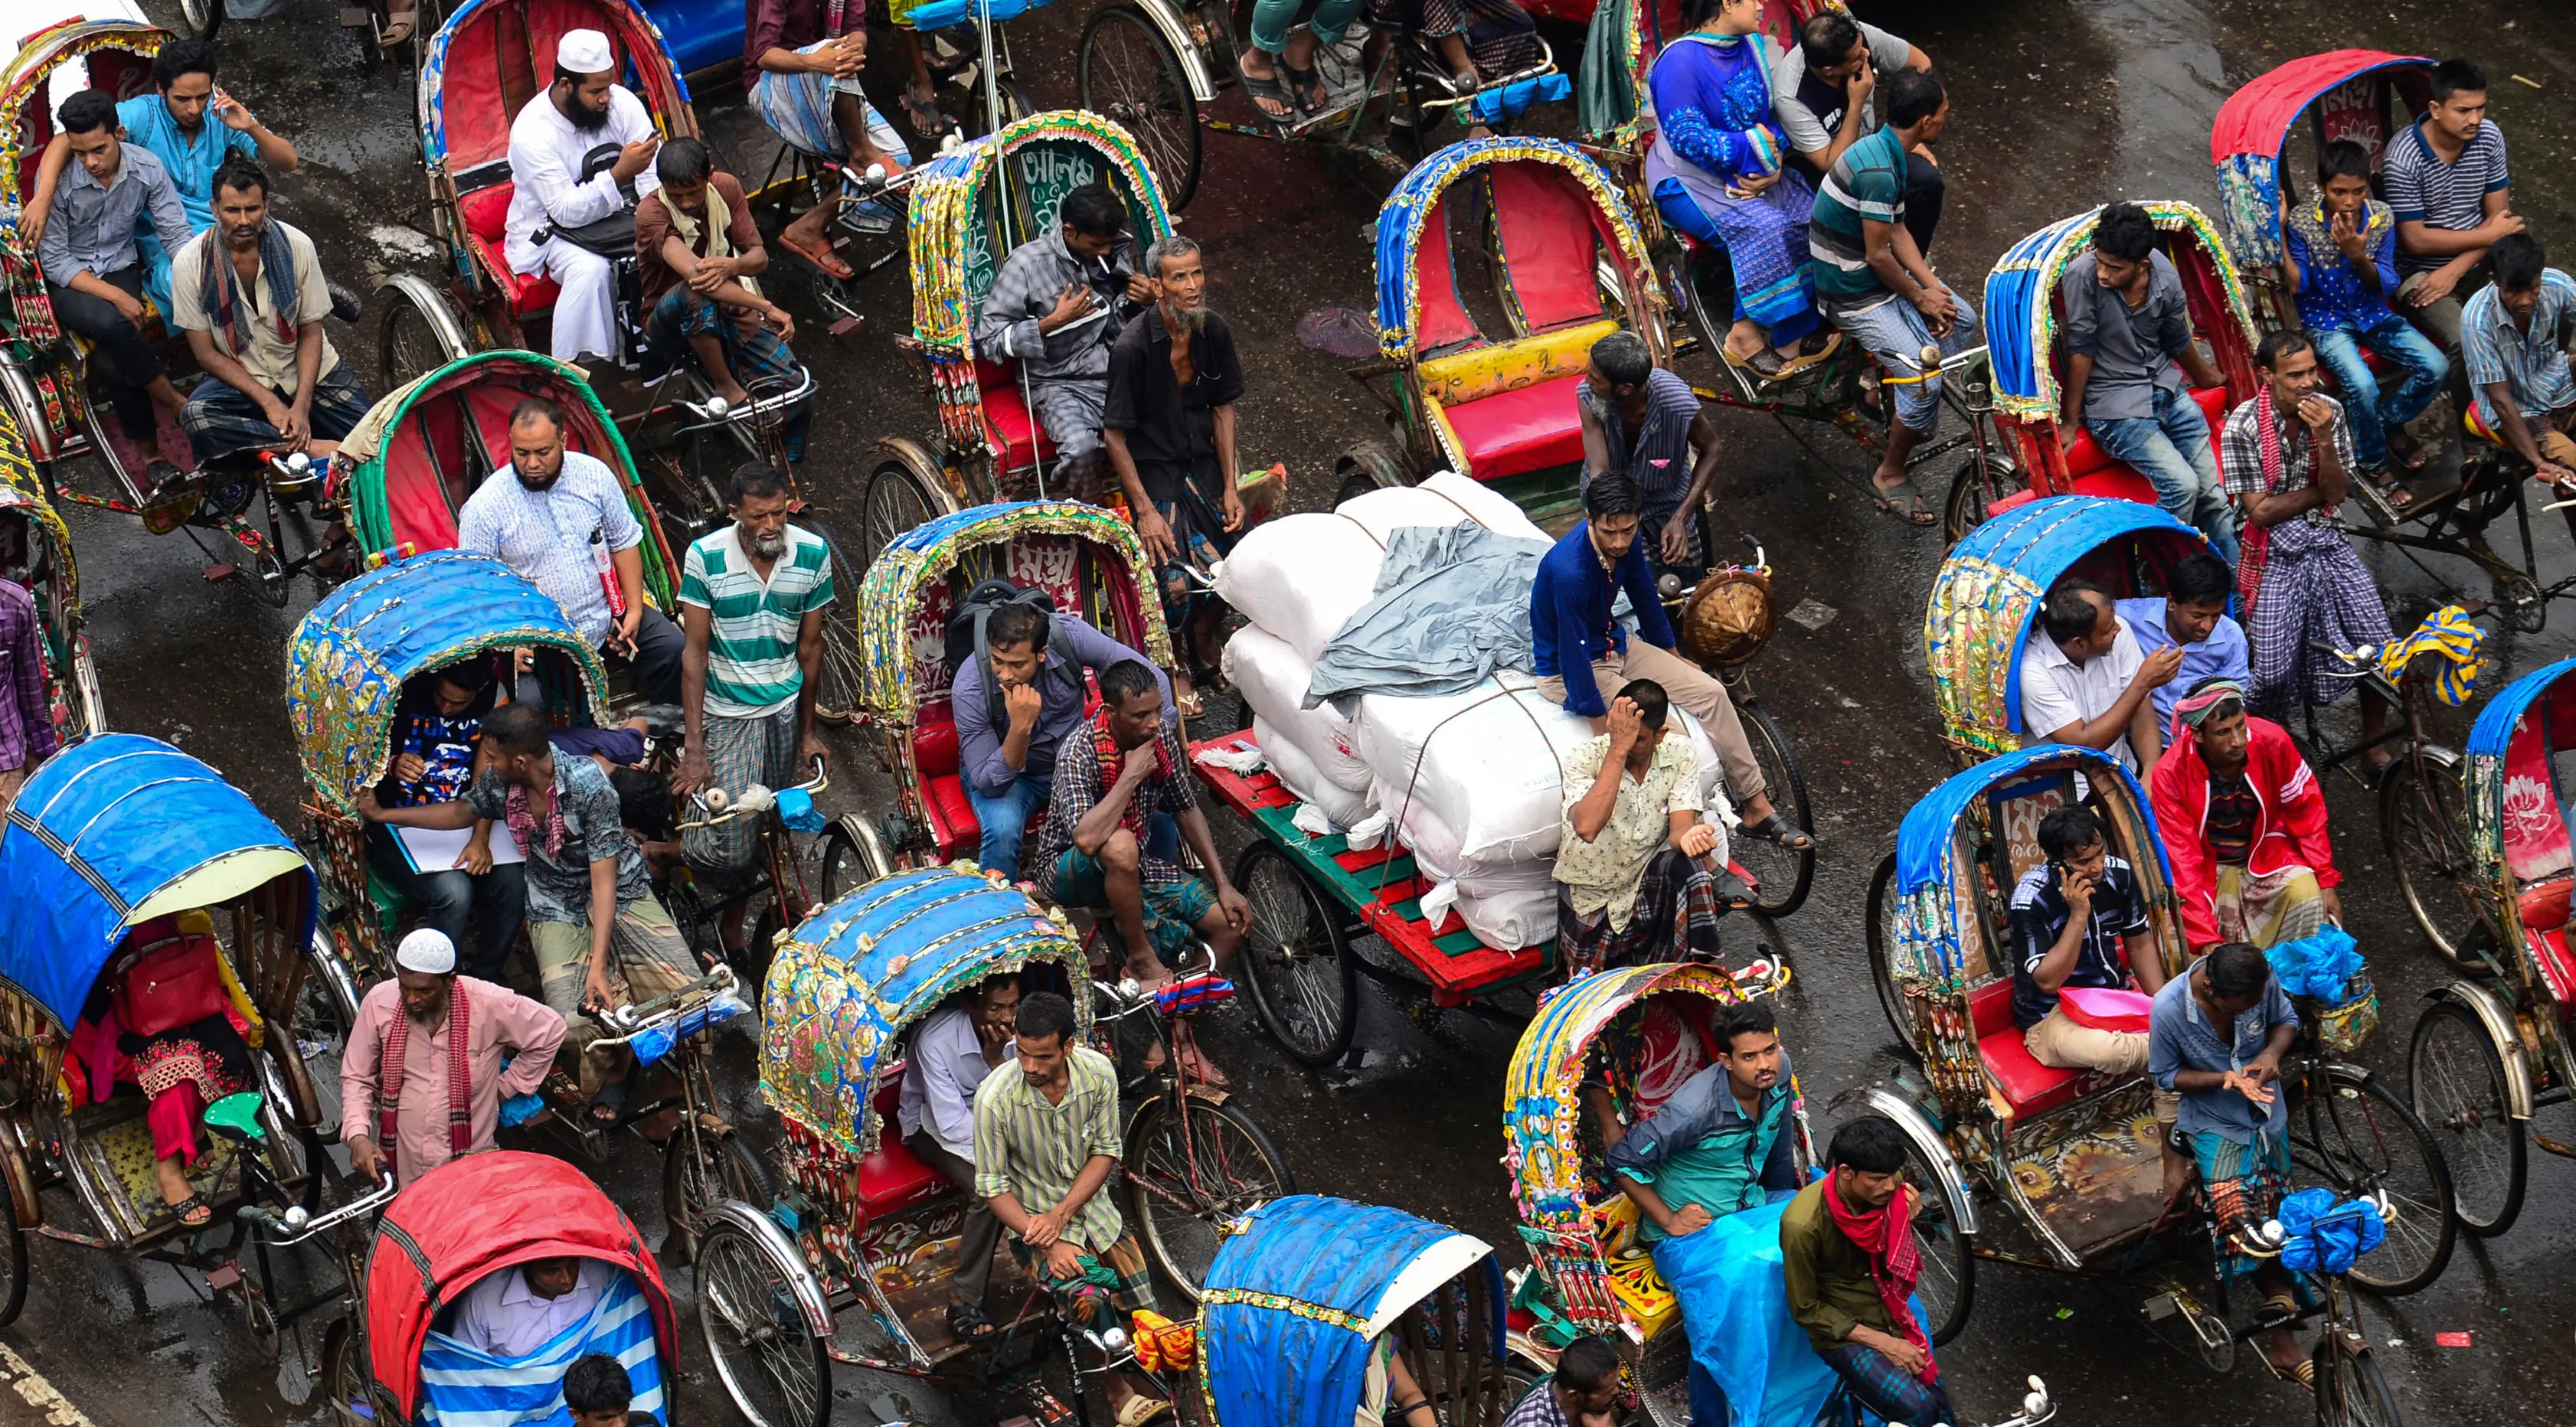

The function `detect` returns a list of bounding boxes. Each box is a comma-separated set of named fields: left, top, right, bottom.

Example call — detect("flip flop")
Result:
left=946, top=1301, right=999, bottom=1344
left=379, top=11, right=416, bottom=47
left=1282, top=63, right=1328, bottom=114
left=2264, top=1357, right=2316, bottom=1393
left=1740, top=809, right=1817, bottom=851
left=587, top=1075, right=633, bottom=1127
left=2386, top=429, right=2433, bottom=472
left=1241, top=68, right=1296, bottom=120
left=900, top=90, right=954, bottom=138
left=1871, top=477, right=1937, bottom=527
left=781, top=231, right=854, bottom=281
left=1116, top=1396, right=1173, bottom=1427
left=2365, top=468, right=2417, bottom=511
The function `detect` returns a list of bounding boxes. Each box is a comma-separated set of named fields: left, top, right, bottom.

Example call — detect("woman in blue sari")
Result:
left=1643, top=0, right=1826, bottom=380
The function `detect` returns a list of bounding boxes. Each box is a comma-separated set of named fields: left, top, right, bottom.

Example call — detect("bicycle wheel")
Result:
left=1124, top=1093, right=1295, bottom=1301
left=1232, top=841, right=1357, bottom=1067
left=1941, top=449, right=2028, bottom=545
left=2315, top=1341, right=2402, bottom=1427
left=1077, top=5, right=1203, bottom=211
left=2406, top=1000, right=2526, bottom=1236
left=1862, top=851, right=1920, bottom=1053
left=787, top=512, right=863, bottom=724
left=2289, top=1063, right=2456, bottom=1296
left=1734, top=700, right=1815, bottom=917
left=2379, top=757, right=2486, bottom=968
left=818, top=816, right=894, bottom=901
left=295, top=932, right=363, bottom=1144
left=696, top=1220, right=832, bottom=1427
left=861, top=459, right=939, bottom=577
left=1884, top=1123, right=1973, bottom=1344
left=662, top=1125, right=778, bottom=1266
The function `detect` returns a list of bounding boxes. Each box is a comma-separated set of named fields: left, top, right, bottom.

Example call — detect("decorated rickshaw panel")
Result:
left=2467, top=661, right=2576, bottom=965
left=0, top=20, right=161, bottom=204
left=760, top=866, right=1090, bottom=1160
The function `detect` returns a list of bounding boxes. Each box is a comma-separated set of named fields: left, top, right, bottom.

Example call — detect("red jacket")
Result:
left=2151, top=714, right=2339, bottom=949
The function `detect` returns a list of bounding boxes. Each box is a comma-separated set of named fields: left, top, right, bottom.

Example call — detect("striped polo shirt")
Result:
left=2383, top=118, right=2509, bottom=274
left=1805, top=123, right=1909, bottom=311
left=678, top=523, right=836, bottom=717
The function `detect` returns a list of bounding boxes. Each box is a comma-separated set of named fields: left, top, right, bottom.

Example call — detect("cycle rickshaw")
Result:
left=1860, top=743, right=2450, bottom=1418
left=378, top=0, right=822, bottom=547
left=857, top=111, right=1177, bottom=565
left=1198, top=1194, right=1531, bottom=1427
left=0, top=734, right=365, bottom=1346
left=0, top=410, right=100, bottom=741
left=698, top=866, right=1291, bottom=1427
left=2402, top=655, right=2576, bottom=1239
left=0, top=14, right=348, bottom=604
left=329, top=1148, right=680, bottom=1426
left=1960, top=200, right=2264, bottom=540
left=2210, top=51, right=2571, bottom=632
left=827, top=499, right=1174, bottom=891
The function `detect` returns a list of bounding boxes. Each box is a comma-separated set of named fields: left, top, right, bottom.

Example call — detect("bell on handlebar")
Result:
left=704, top=393, right=732, bottom=418
left=2255, top=1217, right=2287, bottom=1248
left=1657, top=572, right=1683, bottom=600
left=865, top=162, right=888, bottom=184
left=701, top=786, right=732, bottom=813
left=283, top=1204, right=311, bottom=1230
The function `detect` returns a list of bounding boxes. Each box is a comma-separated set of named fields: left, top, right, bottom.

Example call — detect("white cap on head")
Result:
left=396, top=928, right=458, bottom=976
left=555, top=28, right=615, bottom=77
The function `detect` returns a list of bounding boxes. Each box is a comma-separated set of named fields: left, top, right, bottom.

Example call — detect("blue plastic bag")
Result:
left=776, top=785, right=828, bottom=834
left=2263, top=926, right=2363, bottom=1001
left=2276, top=1187, right=2385, bottom=1275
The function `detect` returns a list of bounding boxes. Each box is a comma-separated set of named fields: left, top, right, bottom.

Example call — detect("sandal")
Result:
left=1282, top=63, right=1328, bottom=115
left=900, top=89, right=954, bottom=138
left=1115, top=1396, right=1173, bottom=1427
left=1740, top=809, right=1817, bottom=851
left=1241, top=67, right=1296, bottom=121
left=780, top=230, right=855, bottom=281
left=168, top=1194, right=211, bottom=1229
left=587, top=1075, right=633, bottom=1127
left=378, top=8, right=417, bottom=47
left=2264, top=1357, right=2316, bottom=1393
left=1870, top=477, right=1937, bottom=527
left=2365, top=466, right=2417, bottom=511
left=1724, top=345, right=1788, bottom=380
left=2386, top=428, right=2433, bottom=472
left=1712, top=865, right=1755, bottom=909
left=946, top=1300, right=998, bottom=1344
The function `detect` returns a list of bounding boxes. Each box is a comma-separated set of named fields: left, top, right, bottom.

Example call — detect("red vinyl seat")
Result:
left=1970, top=981, right=2096, bottom=1122
left=459, top=184, right=561, bottom=317
left=914, top=714, right=979, bottom=860
left=2519, top=878, right=2576, bottom=1004
left=1442, top=373, right=1590, bottom=482
left=855, top=1064, right=949, bottom=1216
left=2055, top=384, right=2229, bottom=507
left=976, top=358, right=1060, bottom=473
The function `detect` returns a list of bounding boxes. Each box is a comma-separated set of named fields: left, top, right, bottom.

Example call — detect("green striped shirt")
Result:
left=678, top=524, right=836, bottom=717
left=972, top=1045, right=1126, bottom=1253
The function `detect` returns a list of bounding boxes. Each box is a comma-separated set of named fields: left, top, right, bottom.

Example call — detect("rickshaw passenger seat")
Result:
left=1488, top=164, right=1608, bottom=333
left=2055, top=385, right=2228, bottom=503
left=1419, top=318, right=1619, bottom=482
left=976, top=359, right=1061, bottom=472
left=1967, top=980, right=2089, bottom=1120
left=459, top=184, right=564, bottom=317
left=912, top=710, right=985, bottom=859
left=858, top=1060, right=948, bottom=1213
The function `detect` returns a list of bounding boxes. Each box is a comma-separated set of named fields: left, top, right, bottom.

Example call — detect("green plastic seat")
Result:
left=205, top=1091, right=269, bottom=1142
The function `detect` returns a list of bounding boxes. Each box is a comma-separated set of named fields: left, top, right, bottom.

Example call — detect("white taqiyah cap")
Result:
left=396, top=928, right=458, bottom=975
left=555, top=28, right=615, bottom=76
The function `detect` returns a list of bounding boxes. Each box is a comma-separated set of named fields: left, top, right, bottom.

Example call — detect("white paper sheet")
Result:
left=394, top=821, right=525, bottom=874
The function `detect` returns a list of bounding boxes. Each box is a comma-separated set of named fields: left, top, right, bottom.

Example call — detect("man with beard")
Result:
left=21, top=40, right=299, bottom=313
left=170, top=160, right=370, bottom=467
left=673, top=462, right=833, bottom=958
left=458, top=398, right=685, bottom=706
left=1102, top=233, right=1277, bottom=713
left=504, top=28, right=661, bottom=364
left=339, top=929, right=564, bottom=1187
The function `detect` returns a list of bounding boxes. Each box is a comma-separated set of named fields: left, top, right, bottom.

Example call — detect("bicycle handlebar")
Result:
left=236, top=1174, right=402, bottom=1246
left=679, top=759, right=829, bottom=830
left=590, top=964, right=740, bottom=1046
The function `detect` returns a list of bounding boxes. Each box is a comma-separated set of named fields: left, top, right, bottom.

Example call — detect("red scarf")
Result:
left=2234, top=389, right=2287, bottom=620
left=1826, top=1174, right=1937, bottom=1383
left=1091, top=708, right=1170, bottom=838
left=506, top=780, right=567, bottom=862
left=378, top=981, right=474, bottom=1182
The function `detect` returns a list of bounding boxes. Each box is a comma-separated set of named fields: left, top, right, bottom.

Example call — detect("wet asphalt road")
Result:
left=14, top=0, right=2576, bottom=1423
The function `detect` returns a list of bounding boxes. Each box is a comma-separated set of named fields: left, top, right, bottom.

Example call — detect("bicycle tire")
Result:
left=1124, top=1093, right=1295, bottom=1301
left=1863, top=851, right=1920, bottom=1053
left=1076, top=5, right=1202, bottom=210
left=662, top=1124, right=778, bottom=1267
left=2315, top=1341, right=2403, bottom=1427
left=2378, top=757, right=2486, bottom=968
left=1881, top=1118, right=1973, bottom=1344
left=2290, top=1063, right=2456, bottom=1296
left=2406, top=999, right=2526, bottom=1236
left=696, top=1219, right=834, bottom=1427
left=1231, top=841, right=1357, bottom=1067
left=1735, top=700, right=1815, bottom=916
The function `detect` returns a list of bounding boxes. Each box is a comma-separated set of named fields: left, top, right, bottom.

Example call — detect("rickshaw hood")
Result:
left=0, top=733, right=314, bottom=1028
left=364, top=1151, right=676, bottom=1419
left=2210, top=51, right=2430, bottom=267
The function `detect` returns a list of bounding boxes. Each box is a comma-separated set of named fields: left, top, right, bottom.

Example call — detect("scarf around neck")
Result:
left=1090, top=707, right=1170, bottom=838
left=2234, top=387, right=2294, bottom=617
left=1826, top=1174, right=1937, bottom=1382
left=669, top=181, right=762, bottom=302
left=379, top=980, right=474, bottom=1182
left=507, top=776, right=569, bottom=863
left=198, top=220, right=302, bottom=358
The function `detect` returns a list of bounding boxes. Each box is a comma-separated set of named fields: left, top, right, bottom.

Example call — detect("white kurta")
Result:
left=503, top=85, right=661, bottom=364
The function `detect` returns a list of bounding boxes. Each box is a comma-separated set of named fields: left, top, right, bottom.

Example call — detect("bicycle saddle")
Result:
left=204, top=1091, right=269, bottom=1144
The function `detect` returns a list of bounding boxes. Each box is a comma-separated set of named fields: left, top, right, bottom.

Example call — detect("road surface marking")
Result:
left=0, top=1343, right=93, bottom=1427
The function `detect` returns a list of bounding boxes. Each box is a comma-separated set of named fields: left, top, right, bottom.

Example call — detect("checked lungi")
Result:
left=1557, top=846, right=1726, bottom=978
left=2246, top=518, right=2393, bottom=717
left=180, top=364, right=371, bottom=465
left=682, top=705, right=802, bottom=877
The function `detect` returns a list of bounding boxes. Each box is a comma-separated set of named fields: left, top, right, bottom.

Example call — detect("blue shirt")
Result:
left=1603, top=1050, right=1799, bottom=1239
left=2115, top=596, right=2250, bottom=729
left=950, top=613, right=1172, bottom=796
left=1532, top=521, right=1677, bottom=719
left=454, top=452, right=646, bottom=646
left=2283, top=199, right=2400, bottom=333
left=2462, top=268, right=2576, bottom=427
left=2149, top=966, right=2300, bottom=1144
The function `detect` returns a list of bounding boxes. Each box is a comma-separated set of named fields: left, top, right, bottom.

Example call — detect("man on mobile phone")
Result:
left=2009, top=804, right=2168, bottom=1077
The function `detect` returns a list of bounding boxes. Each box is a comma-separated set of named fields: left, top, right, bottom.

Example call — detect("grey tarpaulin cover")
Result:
left=1304, top=522, right=1552, bottom=711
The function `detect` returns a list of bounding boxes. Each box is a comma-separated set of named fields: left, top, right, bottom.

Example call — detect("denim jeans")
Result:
left=2087, top=385, right=2239, bottom=563
left=1824, top=290, right=1983, bottom=435
left=967, top=770, right=1175, bottom=882
left=2309, top=317, right=2449, bottom=470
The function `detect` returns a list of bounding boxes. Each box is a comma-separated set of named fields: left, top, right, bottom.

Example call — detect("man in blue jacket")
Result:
left=1532, top=474, right=1813, bottom=851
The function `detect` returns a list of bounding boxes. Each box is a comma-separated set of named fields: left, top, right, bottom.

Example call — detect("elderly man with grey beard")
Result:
left=1103, top=234, right=1272, bottom=712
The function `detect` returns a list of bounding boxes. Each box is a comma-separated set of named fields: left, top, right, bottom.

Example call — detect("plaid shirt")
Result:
left=970, top=229, right=1139, bottom=383
left=2220, top=394, right=2355, bottom=528
left=1030, top=720, right=1198, bottom=886
left=0, top=580, right=56, bottom=772
left=971, top=1045, right=1127, bottom=1253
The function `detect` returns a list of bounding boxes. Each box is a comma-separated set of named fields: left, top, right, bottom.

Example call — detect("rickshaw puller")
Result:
left=974, top=184, right=1155, bottom=502
left=366, top=657, right=528, bottom=983
left=899, top=973, right=1019, bottom=1344
left=674, top=461, right=834, bottom=955
left=1770, top=11, right=1937, bottom=253
left=459, top=399, right=685, bottom=707
left=2280, top=140, right=2447, bottom=496
left=1103, top=234, right=1273, bottom=712
left=2152, top=678, right=2339, bottom=955
left=1780, top=1118, right=1953, bottom=1427
left=2462, top=233, right=2576, bottom=500
left=2058, top=201, right=2238, bottom=562
left=1501, top=1335, right=1621, bottom=1427
left=951, top=599, right=1174, bottom=884
left=173, top=160, right=372, bottom=470
left=1553, top=681, right=1739, bottom=976
left=338, top=929, right=567, bottom=1187
left=745, top=0, right=914, bottom=276
left=1533, top=474, right=1814, bottom=851
left=973, top=991, right=1171, bottom=1427
left=1577, top=331, right=1721, bottom=571
left=504, top=28, right=662, bottom=365
left=637, top=141, right=805, bottom=449
left=1031, top=661, right=1249, bottom=998
left=2117, top=553, right=2246, bottom=731
left=2019, top=580, right=2181, bottom=782
left=2009, top=804, right=2166, bottom=1076
left=2149, top=942, right=2307, bottom=1384
left=0, top=580, right=56, bottom=813
left=1806, top=67, right=1973, bottom=524
left=38, top=89, right=198, bottom=477
left=18, top=40, right=300, bottom=314
left=2223, top=330, right=2396, bottom=742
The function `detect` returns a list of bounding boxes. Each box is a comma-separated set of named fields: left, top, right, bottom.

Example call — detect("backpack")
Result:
left=943, top=579, right=1057, bottom=675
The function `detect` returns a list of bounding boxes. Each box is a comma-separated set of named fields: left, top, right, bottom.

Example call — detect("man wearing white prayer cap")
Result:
left=504, top=26, right=662, bottom=364
left=339, top=929, right=567, bottom=1186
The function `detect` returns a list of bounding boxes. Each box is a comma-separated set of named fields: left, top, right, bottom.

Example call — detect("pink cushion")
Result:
left=1443, top=373, right=1589, bottom=482
left=2059, top=985, right=2153, bottom=1034
left=976, top=358, right=1058, bottom=473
